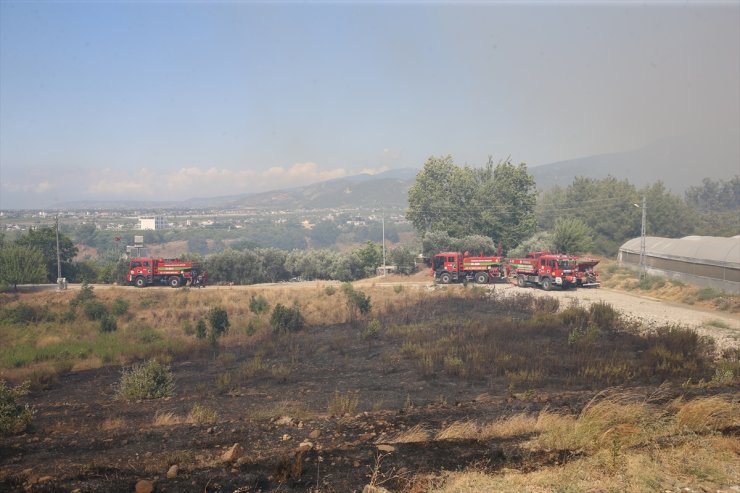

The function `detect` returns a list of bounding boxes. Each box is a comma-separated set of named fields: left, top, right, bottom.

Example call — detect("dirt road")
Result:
left=369, top=280, right=740, bottom=351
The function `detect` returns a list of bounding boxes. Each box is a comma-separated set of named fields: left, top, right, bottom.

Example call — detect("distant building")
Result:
left=139, top=216, right=165, bottom=230
left=618, top=235, right=739, bottom=293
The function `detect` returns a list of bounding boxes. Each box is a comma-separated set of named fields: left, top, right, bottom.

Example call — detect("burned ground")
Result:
left=1, top=288, right=738, bottom=492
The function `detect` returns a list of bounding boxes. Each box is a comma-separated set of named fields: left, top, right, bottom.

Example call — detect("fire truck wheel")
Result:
left=134, top=276, right=146, bottom=288
left=475, top=272, right=488, bottom=284
left=517, top=275, right=527, bottom=287
left=542, top=277, right=552, bottom=291
left=168, top=276, right=182, bottom=288
left=439, top=272, right=452, bottom=284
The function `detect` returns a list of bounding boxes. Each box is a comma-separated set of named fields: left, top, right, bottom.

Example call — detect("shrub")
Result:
left=2, top=303, right=42, bottom=324
left=83, top=300, right=108, bottom=321
left=270, top=303, right=305, bottom=333
left=195, top=319, right=207, bottom=339
left=0, top=380, right=33, bottom=436
left=362, top=319, right=381, bottom=341
left=324, top=285, right=336, bottom=296
left=249, top=294, right=270, bottom=315
left=341, top=282, right=372, bottom=322
left=111, top=297, right=129, bottom=317
left=696, top=287, right=722, bottom=301
left=71, top=281, right=96, bottom=307
left=99, top=315, right=118, bottom=333
left=328, top=389, right=359, bottom=416
left=182, top=320, right=195, bottom=336
left=207, top=307, right=230, bottom=343
left=590, top=301, right=618, bottom=330
left=116, top=359, right=175, bottom=401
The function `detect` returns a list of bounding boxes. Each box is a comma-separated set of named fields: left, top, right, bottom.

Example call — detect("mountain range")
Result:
left=52, top=133, right=738, bottom=211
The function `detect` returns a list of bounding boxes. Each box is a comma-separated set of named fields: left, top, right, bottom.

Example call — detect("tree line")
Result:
left=408, top=155, right=738, bottom=257
left=1, top=155, right=736, bottom=288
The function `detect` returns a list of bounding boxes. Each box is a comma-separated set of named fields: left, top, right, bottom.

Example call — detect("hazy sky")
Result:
left=1, top=1, right=738, bottom=209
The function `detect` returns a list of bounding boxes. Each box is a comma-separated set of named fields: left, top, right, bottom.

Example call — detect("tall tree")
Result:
left=551, top=217, right=594, bottom=254
left=406, top=155, right=477, bottom=238
left=407, top=155, right=536, bottom=252
left=0, top=246, right=47, bottom=290
left=472, top=158, right=537, bottom=251
left=14, top=226, right=77, bottom=282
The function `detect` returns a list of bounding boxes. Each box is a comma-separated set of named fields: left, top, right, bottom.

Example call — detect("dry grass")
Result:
left=673, top=396, right=739, bottom=433
left=99, top=417, right=126, bottom=431
left=386, top=424, right=431, bottom=444
left=480, top=414, right=539, bottom=439
left=435, top=420, right=479, bottom=440
left=186, top=404, right=219, bottom=424
left=152, top=411, right=183, bottom=427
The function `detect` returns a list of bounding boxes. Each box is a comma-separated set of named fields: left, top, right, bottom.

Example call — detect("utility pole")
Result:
left=639, top=196, right=647, bottom=279
left=382, top=212, right=386, bottom=276
left=55, top=214, right=63, bottom=289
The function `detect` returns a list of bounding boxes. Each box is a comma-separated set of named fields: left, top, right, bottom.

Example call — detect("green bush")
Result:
left=248, top=295, right=269, bottom=315
left=99, top=316, right=118, bottom=333
left=2, top=303, right=44, bottom=324
left=0, top=380, right=33, bottom=436
left=324, top=285, right=337, bottom=296
left=270, top=303, right=305, bottom=333
left=71, top=281, right=96, bottom=307
left=83, top=300, right=109, bottom=321
left=195, top=319, right=207, bottom=339
left=206, top=307, right=230, bottom=347
left=111, top=297, right=129, bottom=317
left=696, top=287, right=722, bottom=301
left=116, top=359, right=175, bottom=401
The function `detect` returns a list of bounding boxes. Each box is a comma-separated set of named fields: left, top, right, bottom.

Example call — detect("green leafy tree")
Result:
left=388, top=245, right=417, bottom=275
left=407, top=155, right=536, bottom=252
left=537, top=176, right=641, bottom=255
left=407, top=155, right=477, bottom=237
left=641, top=181, right=698, bottom=239
left=14, top=226, right=77, bottom=282
left=471, top=157, right=538, bottom=251
left=457, top=235, right=497, bottom=256
left=552, top=217, right=594, bottom=254
left=0, top=246, right=47, bottom=290
left=356, top=241, right=383, bottom=277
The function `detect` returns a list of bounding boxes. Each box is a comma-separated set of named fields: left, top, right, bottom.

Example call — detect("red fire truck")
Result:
left=432, top=251, right=507, bottom=284
left=507, top=251, right=579, bottom=290
left=128, top=257, right=206, bottom=288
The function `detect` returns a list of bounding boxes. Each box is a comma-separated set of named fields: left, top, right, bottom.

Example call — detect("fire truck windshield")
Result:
left=558, top=260, right=575, bottom=269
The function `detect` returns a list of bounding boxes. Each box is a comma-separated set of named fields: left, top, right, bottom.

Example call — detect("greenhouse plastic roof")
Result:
left=620, top=236, right=740, bottom=268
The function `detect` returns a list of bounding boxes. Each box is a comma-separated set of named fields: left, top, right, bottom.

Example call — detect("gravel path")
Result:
left=489, top=283, right=740, bottom=351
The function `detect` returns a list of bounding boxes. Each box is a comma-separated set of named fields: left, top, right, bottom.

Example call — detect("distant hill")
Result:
left=50, top=132, right=737, bottom=212
left=51, top=168, right=418, bottom=211
left=221, top=168, right=417, bottom=209
left=530, top=132, right=739, bottom=193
